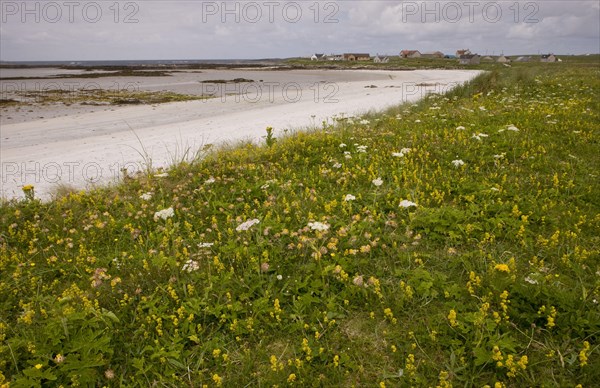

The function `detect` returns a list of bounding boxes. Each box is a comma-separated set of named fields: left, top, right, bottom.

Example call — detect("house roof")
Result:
left=344, top=53, right=370, bottom=57
left=460, top=54, right=479, bottom=59
left=401, top=50, right=420, bottom=55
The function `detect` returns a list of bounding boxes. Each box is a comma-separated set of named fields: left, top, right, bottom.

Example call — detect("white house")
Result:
left=540, top=54, right=557, bottom=63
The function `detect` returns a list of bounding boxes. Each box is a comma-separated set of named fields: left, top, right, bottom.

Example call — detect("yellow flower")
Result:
left=494, top=264, right=510, bottom=273
left=579, top=341, right=590, bottom=366
left=34, top=364, right=43, bottom=369
left=448, top=309, right=458, bottom=327
left=212, top=374, right=223, bottom=386
left=287, top=373, right=296, bottom=382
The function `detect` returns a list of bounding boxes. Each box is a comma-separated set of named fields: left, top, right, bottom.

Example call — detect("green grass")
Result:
left=1, top=61, right=599, bottom=387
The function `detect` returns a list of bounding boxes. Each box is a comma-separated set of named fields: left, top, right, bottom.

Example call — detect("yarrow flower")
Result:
left=140, top=192, right=153, bottom=201
left=392, top=148, right=411, bottom=157
left=154, top=207, right=174, bottom=221
left=236, top=219, right=260, bottom=231
left=524, top=275, right=538, bottom=284
left=451, top=159, right=465, bottom=167
left=197, top=242, right=214, bottom=248
left=344, top=194, right=356, bottom=201
left=507, top=124, right=520, bottom=131
left=456, top=125, right=466, bottom=130
left=308, top=221, right=330, bottom=231
left=182, top=259, right=200, bottom=272
left=399, top=200, right=418, bottom=208
left=204, top=177, right=216, bottom=184
left=372, top=178, right=383, bottom=187
left=472, top=133, right=489, bottom=141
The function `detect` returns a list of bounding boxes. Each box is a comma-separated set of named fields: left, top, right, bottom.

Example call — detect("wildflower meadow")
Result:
left=1, top=60, right=598, bottom=386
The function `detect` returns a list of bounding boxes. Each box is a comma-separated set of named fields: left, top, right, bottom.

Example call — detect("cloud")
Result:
left=0, top=0, right=597, bottom=60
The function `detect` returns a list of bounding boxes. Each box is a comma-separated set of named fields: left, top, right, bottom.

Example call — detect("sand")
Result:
left=0, top=69, right=480, bottom=200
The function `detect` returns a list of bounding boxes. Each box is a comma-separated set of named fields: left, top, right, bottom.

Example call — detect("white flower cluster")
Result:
left=308, top=221, right=330, bottom=231
left=182, top=259, right=200, bottom=272
left=154, top=207, right=174, bottom=221
left=140, top=192, right=153, bottom=201
left=236, top=218, right=260, bottom=231
left=372, top=178, right=383, bottom=187
left=399, top=200, right=418, bottom=208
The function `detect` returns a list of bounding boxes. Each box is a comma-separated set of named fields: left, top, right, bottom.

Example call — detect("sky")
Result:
left=0, top=0, right=599, bottom=61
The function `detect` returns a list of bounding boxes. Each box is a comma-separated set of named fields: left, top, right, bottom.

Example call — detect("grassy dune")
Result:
left=1, top=61, right=599, bottom=386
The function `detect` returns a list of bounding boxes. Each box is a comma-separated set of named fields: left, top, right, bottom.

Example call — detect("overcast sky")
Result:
left=1, top=1, right=598, bottom=61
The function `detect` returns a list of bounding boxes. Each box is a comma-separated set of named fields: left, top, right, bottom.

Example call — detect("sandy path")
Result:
left=0, top=69, right=480, bottom=200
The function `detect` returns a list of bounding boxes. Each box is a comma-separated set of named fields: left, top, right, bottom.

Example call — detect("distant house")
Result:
left=373, top=55, right=390, bottom=63
left=481, top=56, right=494, bottom=62
left=327, top=54, right=344, bottom=61
left=421, top=51, right=444, bottom=59
left=540, top=54, right=557, bottom=63
left=459, top=54, right=480, bottom=65
left=456, top=49, right=471, bottom=57
left=497, top=55, right=511, bottom=63
left=400, top=50, right=421, bottom=58
left=311, top=53, right=326, bottom=61
left=343, top=53, right=371, bottom=61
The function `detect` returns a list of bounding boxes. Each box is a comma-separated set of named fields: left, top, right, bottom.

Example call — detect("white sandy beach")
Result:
left=0, top=69, right=480, bottom=200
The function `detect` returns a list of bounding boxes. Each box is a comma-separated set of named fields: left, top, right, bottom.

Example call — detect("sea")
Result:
left=0, top=59, right=286, bottom=67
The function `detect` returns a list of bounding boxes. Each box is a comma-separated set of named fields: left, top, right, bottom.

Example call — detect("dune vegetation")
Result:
left=1, top=60, right=598, bottom=387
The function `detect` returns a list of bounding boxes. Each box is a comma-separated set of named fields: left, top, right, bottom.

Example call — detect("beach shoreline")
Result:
left=0, top=68, right=481, bottom=200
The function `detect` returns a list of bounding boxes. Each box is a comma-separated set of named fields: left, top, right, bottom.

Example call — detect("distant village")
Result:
left=310, top=49, right=560, bottom=64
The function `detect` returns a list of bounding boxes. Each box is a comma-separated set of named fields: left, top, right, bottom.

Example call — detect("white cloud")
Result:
left=0, top=0, right=597, bottom=60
